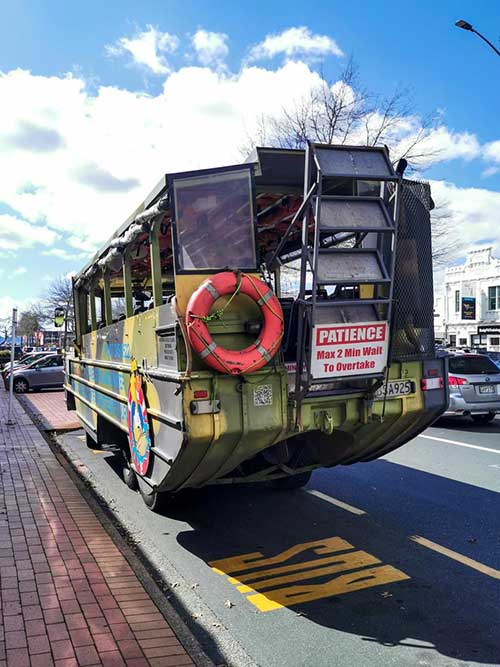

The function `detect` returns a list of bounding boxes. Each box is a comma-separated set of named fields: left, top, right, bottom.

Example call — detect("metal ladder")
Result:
left=294, top=142, right=403, bottom=401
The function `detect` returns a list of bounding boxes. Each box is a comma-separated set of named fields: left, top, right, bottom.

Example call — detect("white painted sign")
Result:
left=311, top=321, right=389, bottom=379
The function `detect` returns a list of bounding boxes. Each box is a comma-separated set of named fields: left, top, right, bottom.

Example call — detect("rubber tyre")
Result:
left=138, top=484, right=171, bottom=512
left=122, top=465, right=138, bottom=490
left=472, top=413, right=496, bottom=424
left=271, top=471, right=312, bottom=490
left=13, top=378, right=29, bottom=394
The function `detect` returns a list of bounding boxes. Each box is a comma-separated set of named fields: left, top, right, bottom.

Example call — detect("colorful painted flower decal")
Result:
left=127, top=358, right=151, bottom=476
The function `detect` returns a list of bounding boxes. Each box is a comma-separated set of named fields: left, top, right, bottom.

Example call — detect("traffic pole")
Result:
left=6, top=307, right=18, bottom=426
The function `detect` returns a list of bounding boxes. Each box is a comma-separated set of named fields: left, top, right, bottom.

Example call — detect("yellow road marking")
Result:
left=233, top=553, right=368, bottom=583
left=418, top=434, right=500, bottom=455
left=231, top=551, right=380, bottom=592
left=209, top=537, right=352, bottom=575
left=246, top=565, right=409, bottom=612
left=306, top=489, right=367, bottom=515
left=211, top=536, right=409, bottom=612
left=410, top=535, right=500, bottom=580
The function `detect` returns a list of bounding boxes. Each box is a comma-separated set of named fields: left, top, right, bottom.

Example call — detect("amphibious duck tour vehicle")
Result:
left=66, top=143, right=447, bottom=509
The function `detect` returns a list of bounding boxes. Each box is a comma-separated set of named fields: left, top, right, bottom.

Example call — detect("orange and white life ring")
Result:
left=185, top=271, right=284, bottom=375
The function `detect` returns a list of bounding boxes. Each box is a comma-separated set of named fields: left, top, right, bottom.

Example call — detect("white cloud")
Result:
left=0, top=52, right=497, bottom=308
left=12, top=267, right=27, bottom=276
left=343, top=112, right=481, bottom=168
left=0, top=62, right=325, bottom=250
left=0, top=213, right=58, bottom=250
left=0, top=295, right=32, bottom=321
left=484, top=139, right=500, bottom=164
left=430, top=180, right=500, bottom=250
left=106, top=25, right=179, bottom=74
left=482, top=166, right=500, bottom=178
left=192, top=30, right=229, bottom=67
left=43, top=247, right=89, bottom=260
left=248, top=27, right=343, bottom=62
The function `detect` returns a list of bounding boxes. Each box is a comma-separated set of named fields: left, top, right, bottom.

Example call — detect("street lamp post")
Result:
left=6, top=308, right=18, bottom=426
left=455, top=19, right=500, bottom=57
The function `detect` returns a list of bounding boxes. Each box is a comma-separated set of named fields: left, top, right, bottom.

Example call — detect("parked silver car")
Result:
left=1, top=350, right=55, bottom=378
left=445, top=353, right=500, bottom=423
left=6, top=354, right=64, bottom=393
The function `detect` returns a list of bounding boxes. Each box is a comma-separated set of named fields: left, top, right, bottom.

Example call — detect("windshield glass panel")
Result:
left=449, top=356, right=500, bottom=375
left=173, top=168, right=256, bottom=271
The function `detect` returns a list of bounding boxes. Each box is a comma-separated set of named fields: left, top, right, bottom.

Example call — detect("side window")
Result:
left=109, top=267, right=126, bottom=322
left=172, top=167, right=257, bottom=272
left=129, top=233, right=153, bottom=314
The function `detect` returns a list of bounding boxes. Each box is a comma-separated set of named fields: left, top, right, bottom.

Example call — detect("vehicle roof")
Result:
left=74, top=145, right=432, bottom=285
left=75, top=146, right=307, bottom=281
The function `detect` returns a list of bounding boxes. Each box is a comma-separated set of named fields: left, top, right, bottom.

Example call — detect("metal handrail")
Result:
left=267, top=181, right=317, bottom=269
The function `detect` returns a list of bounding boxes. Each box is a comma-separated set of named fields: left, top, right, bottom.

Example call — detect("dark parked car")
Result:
left=5, top=354, right=64, bottom=393
left=445, top=353, right=500, bottom=423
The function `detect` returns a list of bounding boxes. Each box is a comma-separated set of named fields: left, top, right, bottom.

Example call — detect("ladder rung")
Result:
left=319, top=226, right=394, bottom=234
left=317, top=278, right=391, bottom=285
left=314, top=299, right=390, bottom=307
left=318, top=198, right=394, bottom=232
left=316, top=249, right=389, bottom=285
left=312, top=145, right=397, bottom=180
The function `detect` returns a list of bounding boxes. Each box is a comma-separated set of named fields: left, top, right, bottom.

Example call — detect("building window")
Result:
left=449, top=334, right=456, bottom=347
left=488, top=286, right=500, bottom=310
left=459, top=338, right=467, bottom=346
left=455, top=290, right=460, bottom=312
left=491, top=337, right=500, bottom=346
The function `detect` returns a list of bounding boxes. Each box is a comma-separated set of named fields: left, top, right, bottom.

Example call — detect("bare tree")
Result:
left=244, top=60, right=440, bottom=167
left=32, top=276, right=74, bottom=348
left=430, top=201, right=461, bottom=267
left=17, top=311, right=41, bottom=342
left=243, top=60, right=454, bottom=263
left=0, top=316, right=11, bottom=345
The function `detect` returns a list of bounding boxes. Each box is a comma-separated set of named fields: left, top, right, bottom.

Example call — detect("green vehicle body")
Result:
left=66, top=144, right=448, bottom=505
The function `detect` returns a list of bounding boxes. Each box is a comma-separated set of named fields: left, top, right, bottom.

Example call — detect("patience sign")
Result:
left=311, top=322, right=389, bottom=379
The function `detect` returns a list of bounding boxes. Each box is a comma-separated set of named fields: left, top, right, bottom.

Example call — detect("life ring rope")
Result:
left=185, top=271, right=284, bottom=375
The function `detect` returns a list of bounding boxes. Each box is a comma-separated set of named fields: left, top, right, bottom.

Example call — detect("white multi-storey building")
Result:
left=439, top=246, right=500, bottom=350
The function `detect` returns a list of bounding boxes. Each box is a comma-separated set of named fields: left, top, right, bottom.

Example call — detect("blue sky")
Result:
left=1, top=0, right=499, bottom=317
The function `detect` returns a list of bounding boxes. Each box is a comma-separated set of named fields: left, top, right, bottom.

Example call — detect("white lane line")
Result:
left=306, top=489, right=367, bottom=515
left=410, top=535, right=500, bottom=580
left=418, top=434, right=500, bottom=455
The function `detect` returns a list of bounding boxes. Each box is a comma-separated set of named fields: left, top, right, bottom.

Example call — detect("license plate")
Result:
left=374, top=380, right=415, bottom=400
left=478, top=384, right=496, bottom=394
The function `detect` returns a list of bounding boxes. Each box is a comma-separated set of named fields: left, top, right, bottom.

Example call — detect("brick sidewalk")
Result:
left=0, top=388, right=195, bottom=667
left=16, top=391, right=80, bottom=432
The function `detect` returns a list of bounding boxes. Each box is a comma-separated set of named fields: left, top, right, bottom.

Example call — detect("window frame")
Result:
left=454, top=290, right=460, bottom=313
left=488, top=285, right=500, bottom=311
left=169, top=163, right=258, bottom=275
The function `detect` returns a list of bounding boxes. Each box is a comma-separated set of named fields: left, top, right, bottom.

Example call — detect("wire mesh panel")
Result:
left=390, top=179, right=435, bottom=361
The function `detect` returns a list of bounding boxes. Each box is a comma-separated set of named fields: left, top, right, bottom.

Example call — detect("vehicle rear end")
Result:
left=66, top=143, right=449, bottom=507
left=446, top=353, right=500, bottom=422
left=165, top=144, right=449, bottom=488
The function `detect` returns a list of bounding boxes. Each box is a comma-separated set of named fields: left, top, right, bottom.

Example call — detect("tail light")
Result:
left=448, top=375, right=468, bottom=386
left=193, top=390, right=209, bottom=399
left=421, top=377, right=444, bottom=391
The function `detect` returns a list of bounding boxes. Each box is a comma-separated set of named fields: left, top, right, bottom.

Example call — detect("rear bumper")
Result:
left=445, top=393, right=500, bottom=415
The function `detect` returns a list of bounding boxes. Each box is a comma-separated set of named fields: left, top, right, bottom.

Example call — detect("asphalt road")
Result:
left=57, top=416, right=500, bottom=667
